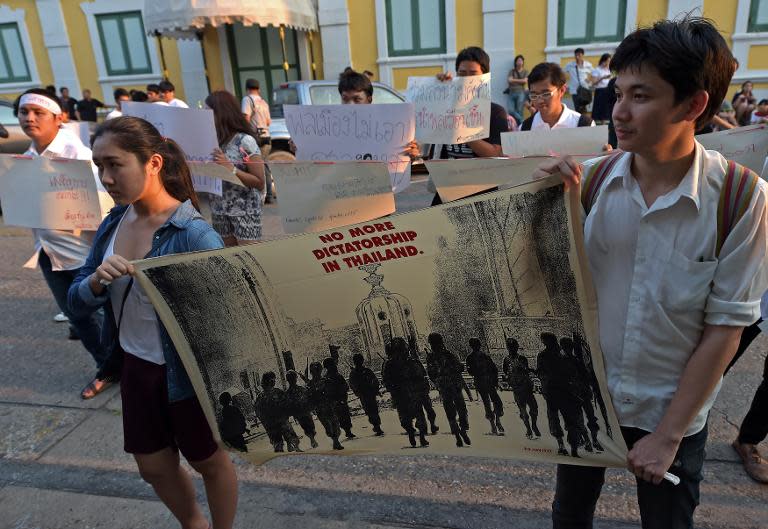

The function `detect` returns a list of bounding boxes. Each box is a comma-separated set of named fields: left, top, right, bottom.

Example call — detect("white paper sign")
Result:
left=121, top=102, right=244, bottom=195
left=0, top=155, right=112, bottom=230
left=406, top=73, right=491, bottom=144
left=61, top=121, right=92, bottom=147
left=697, top=124, right=768, bottom=177
left=284, top=103, right=415, bottom=193
left=270, top=161, right=395, bottom=234
left=501, top=125, right=609, bottom=157
left=426, top=155, right=597, bottom=203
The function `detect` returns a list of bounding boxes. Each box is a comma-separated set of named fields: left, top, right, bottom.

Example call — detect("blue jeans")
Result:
left=39, top=250, right=107, bottom=369
left=507, top=91, right=526, bottom=123
left=552, top=424, right=707, bottom=529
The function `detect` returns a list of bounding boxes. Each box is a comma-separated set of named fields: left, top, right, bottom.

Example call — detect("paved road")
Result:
left=1, top=182, right=766, bottom=528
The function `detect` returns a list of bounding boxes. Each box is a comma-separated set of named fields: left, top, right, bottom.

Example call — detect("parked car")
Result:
left=0, top=99, right=30, bottom=153
left=268, top=80, right=407, bottom=156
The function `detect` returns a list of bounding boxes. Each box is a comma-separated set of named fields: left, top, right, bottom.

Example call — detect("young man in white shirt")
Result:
left=105, top=88, right=130, bottom=120
left=16, top=89, right=113, bottom=399
left=158, top=80, right=188, bottom=108
left=241, top=78, right=271, bottom=143
left=520, top=62, right=594, bottom=131
left=534, top=18, right=768, bottom=528
left=564, top=47, right=593, bottom=113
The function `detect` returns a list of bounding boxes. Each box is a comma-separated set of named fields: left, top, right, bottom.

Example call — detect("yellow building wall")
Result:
left=201, top=26, right=225, bottom=91
left=514, top=0, right=546, bottom=67
left=635, top=0, right=668, bottom=28
left=61, top=0, right=101, bottom=99
left=347, top=0, right=379, bottom=79
left=5, top=0, right=54, bottom=98
left=157, top=37, right=186, bottom=101
left=392, top=65, right=442, bottom=90
left=704, top=0, right=737, bottom=48
left=456, top=0, right=483, bottom=51
left=309, top=30, right=324, bottom=80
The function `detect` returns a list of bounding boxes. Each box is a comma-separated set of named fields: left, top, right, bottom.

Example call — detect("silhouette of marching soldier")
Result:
left=219, top=391, right=249, bottom=452
left=285, top=370, right=319, bottom=448
left=536, top=333, right=587, bottom=457
left=465, top=338, right=505, bottom=435
left=307, top=361, right=344, bottom=450
left=502, top=337, right=540, bottom=439
left=561, top=336, right=603, bottom=452
left=427, top=332, right=471, bottom=447
left=323, top=357, right=356, bottom=439
left=254, top=371, right=300, bottom=452
left=348, top=353, right=385, bottom=436
left=573, top=333, right=612, bottom=439
left=382, top=337, right=430, bottom=447
left=409, top=347, right=439, bottom=434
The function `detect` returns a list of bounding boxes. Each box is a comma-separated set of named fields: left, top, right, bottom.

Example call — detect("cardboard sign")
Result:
left=501, top=126, right=609, bottom=158
left=135, top=177, right=627, bottom=467
left=697, top=124, right=768, bottom=177
left=407, top=73, right=491, bottom=144
left=426, top=155, right=597, bottom=203
left=0, top=155, right=112, bottom=230
left=270, top=161, right=395, bottom=234
left=121, top=102, right=244, bottom=195
left=284, top=103, right=415, bottom=193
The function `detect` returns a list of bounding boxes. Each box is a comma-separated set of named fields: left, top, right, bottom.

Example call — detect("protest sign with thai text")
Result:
left=697, top=124, right=768, bottom=177
left=407, top=73, right=491, bottom=144
left=501, top=126, right=609, bottom=158
left=270, top=161, right=395, bottom=234
left=284, top=103, right=415, bottom=193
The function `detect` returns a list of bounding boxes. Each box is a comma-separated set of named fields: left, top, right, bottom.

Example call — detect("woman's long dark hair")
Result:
left=92, top=116, right=200, bottom=211
left=205, top=90, right=253, bottom=146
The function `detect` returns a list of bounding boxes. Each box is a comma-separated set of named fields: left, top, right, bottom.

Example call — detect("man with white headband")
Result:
left=17, top=88, right=113, bottom=399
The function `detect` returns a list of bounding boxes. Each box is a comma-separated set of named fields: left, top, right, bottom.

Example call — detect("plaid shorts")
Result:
left=212, top=213, right=262, bottom=241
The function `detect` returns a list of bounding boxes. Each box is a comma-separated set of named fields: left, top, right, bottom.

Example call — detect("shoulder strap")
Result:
left=717, top=160, right=760, bottom=257
left=521, top=115, right=534, bottom=131
left=577, top=114, right=592, bottom=127
left=580, top=152, right=624, bottom=214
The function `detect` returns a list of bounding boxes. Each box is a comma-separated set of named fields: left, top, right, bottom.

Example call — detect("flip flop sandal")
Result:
left=80, top=377, right=113, bottom=400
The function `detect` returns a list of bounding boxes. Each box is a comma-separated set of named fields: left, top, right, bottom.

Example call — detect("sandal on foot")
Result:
left=81, top=377, right=113, bottom=399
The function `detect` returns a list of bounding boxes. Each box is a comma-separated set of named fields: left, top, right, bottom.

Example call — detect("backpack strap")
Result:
left=717, top=160, right=760, bottom=257
left=577, top=113, right=592, bottom=127
left=580, top=152, right=624, bottom=214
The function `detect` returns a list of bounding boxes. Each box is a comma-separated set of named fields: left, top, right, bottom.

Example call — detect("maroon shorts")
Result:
left=121, top=352, right=218, bottom=462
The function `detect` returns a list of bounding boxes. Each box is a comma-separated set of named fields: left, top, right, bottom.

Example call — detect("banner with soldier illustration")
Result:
left=134, top=176, right=627, bottom=466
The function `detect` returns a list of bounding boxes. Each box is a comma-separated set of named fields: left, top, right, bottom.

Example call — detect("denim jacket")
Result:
left=67, top=200, right=223, bottom=402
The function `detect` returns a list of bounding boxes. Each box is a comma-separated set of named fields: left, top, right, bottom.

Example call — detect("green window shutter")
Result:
left=96, top=11, right=152, bottom=76
left=0, top=23, right=31, bottom=83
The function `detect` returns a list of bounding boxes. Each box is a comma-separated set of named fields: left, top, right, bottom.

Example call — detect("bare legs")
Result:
left=134, top=446, right=238, bottom=529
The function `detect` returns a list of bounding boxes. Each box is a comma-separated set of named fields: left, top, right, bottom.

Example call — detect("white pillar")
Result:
left=35, top=0, right=81, bottom=97
left=318, top=0, right=352, bottom=80
left=483, top=0, right=516, bottom=108
left=177, top=37, right=208, bottom=108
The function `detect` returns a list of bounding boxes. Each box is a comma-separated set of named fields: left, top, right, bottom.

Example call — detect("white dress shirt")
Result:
left=564, top=60, right=593, bottom=94
left=105, top=109, right=122, bottom=120
left=531, top=105, right=594, bottom=130
left=167, top=98, right=189, bottom=108
left=583, top=143, right=768, bottom=436
left=25, top=128, right=111, bottom=271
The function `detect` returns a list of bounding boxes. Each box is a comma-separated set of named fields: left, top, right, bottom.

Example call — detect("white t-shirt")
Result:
left=591, top=66, right=611, bottom=89
left=105, top=109, right=122, bottom=120
left=530, top=105, right=594, bottom=130
left=105, top=208, right=165, bottom=365
left=564, top=60, right=593, bottom=94
left=167, top=98, right=189, bottom=108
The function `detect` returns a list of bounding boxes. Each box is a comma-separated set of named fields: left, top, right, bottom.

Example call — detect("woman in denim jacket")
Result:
left=67, top=116, right=237, bottom=529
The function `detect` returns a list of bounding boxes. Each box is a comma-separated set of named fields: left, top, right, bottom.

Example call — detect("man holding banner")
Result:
left=15, top=88, right=111, bottom=399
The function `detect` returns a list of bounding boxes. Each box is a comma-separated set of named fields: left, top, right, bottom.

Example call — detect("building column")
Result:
left=318, top=0, right=352, bottom=80
left=177, top=37, right=209, bottom=108
left=483, top=0, right=516, bottom=108
left=35, top=0, right=81, bottom=97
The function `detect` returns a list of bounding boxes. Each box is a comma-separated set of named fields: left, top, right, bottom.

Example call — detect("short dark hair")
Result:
left=599, top=53, right=611, bottom=65
left=146, top=83, right=160, bottom=94
left=759, top=99, right=768, bottom=106
left=338, top=67, right=373, bottom=97
left=611, top=17, right=735, bottom=128
left=245, top=78, right=260, bottom=90
left=574, top=48, right=585, bottom=55
left=113, top=88, right=129, bottom=101
left=131, top=90, right=148, bottom=102
left=158, top=80, right=175, bottom=93
left=527, top=62, right=567, bottom=87
left=514, top=54, right=525, bottom=65
left=455, top=46, right=490, bottom=73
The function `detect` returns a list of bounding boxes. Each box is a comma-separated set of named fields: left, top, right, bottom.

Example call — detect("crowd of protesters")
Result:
left=6, top=13, right=768, bottom=529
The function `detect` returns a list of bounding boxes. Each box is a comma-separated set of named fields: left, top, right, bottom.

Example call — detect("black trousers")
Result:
left=359, top=394, right=382, bottom=427
left=725, top=321, right=768, bottom=445
left=553, top=425, right=707, bottom=529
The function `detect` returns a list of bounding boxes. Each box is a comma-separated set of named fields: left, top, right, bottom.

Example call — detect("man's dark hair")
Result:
left=352, top=353, right=365, bottom=366
left=455, top=46, right=490, bottom=73
left=113, top=88, right=129, bottom=101
left=45, top=85, right=56, bottom=96
left=146, top=83, right=160, bottom=94
left=261, top=371, right=276, bottom=387
left=574, top=47, right=585, bottom=55
left=245, top=78, right=260, bottom=90
left=759, top=99, right=768, bottom=106
left=14, top=88, right=63, bottom=117
left=527, top=62, right=567, bottom=88
left=60, top=86, right=69, bottom=94
left=131, top=90, right=148, bottom=102
left=338, top=67, right=373, bottom=97
left=158, top=80, right=175, bottom=93
left=611, top=17, right=735, bottom=129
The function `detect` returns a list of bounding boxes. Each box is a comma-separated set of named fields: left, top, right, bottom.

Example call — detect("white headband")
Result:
left=19, top=93, right=62, bottom=115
